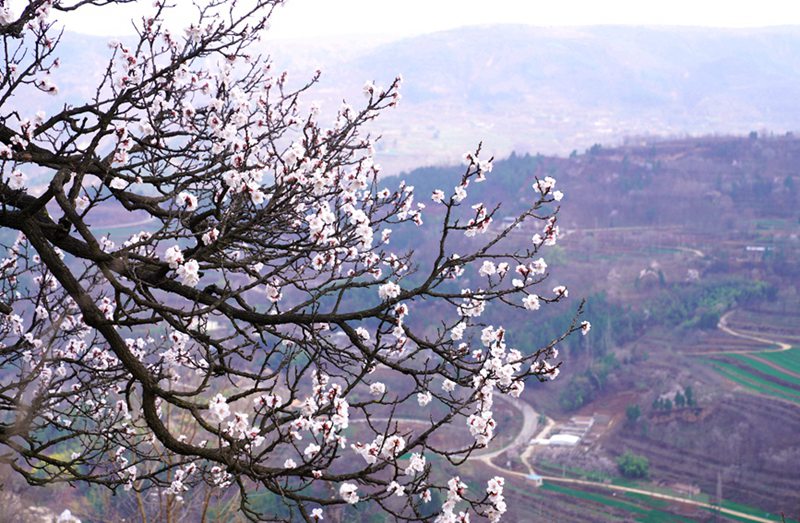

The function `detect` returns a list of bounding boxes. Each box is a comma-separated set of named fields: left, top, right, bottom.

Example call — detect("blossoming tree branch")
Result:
left=0, top=0, right=587, bottom=521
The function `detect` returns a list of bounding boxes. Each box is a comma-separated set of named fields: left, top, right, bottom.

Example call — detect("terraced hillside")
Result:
left=607, top=394, right=800, bottom=514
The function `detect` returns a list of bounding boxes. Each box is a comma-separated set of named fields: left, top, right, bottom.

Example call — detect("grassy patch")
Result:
left=504, top=483, right=623, bottom=521
left=541, top=482, right=649, bottom=514
left=535, top=459, right=615, bottom=483
left=540, top=482, right=695, bottom=522
left=624, top=491, right=670, bottom=509
left=719, top=498, right=797, bottom=522
left=729, top=354, right=800, bottom=386
left=756, top=347, right=800, bottom=375
left=704, top=359, right=800, bottom=404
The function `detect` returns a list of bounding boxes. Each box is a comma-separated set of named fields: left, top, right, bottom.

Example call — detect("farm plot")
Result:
left=702, top=358, right=800, bottom=405
left=727, top=309, right=800, bottom=344
left=532, top=460, right=790, bottom=523
left=754, top=347, right=800, bottom=375
left=607, top=394, right=800, bottom=514
left=540, top=482, right=696, bottom=523
left=683, top=330, right=768, bottom=354
left=728, top=353, right=800, bottom=383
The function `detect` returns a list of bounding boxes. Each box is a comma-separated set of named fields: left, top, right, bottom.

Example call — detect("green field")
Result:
left=728, top=353, right=800, bottom=386
left=540, top=482, right=695, bottom=523
left=503, top=482, right=622, bottom=522
left=704, top=359, right=800, bottom=405
left=719, top=498, right=797, bottom=522
left=754, top=347, right=800, bottom=375
left=537, top=481, right=791, bottom=523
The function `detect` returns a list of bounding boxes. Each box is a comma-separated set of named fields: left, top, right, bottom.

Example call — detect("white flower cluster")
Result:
left=522, top=294, right=540, bottom=311
left=485, top=476, right=507, bottom=522
left=5, top=170, right=26, bottom=190
left=369, top=382, right=385, bottom=396
left=466, top=380, right=497, bottom=447
left=306, top=202, right=337, bottom=247
left=114, top=447, right=138, bottom=492
left=166, top=464, right=195, bottom=502
left=387, top=480, right=405, bottom=497
left=351, top=433, right=405, bottom=465
left=99, top=296, right=115, bottom=320
left=163, top=245, right=200, bottom=287
left=417, top=390, right=432, bottom=406
left=265, top=282, right=283, bottom=303
left=177, top=191, right=198, bottom=211
left=340, top=482, right=359, bottom=504
left=532, top=176, right=563, bottom=201
left=379, top=281, right=401, bottom=301
left=209, top=393, right=230, bottom=422
left=532, top=216, right=560, bottom=247
left=201, top=227, right=219, bottom=245
left=435, top=476, right=470, bottom=523
left=464, top=324, right=532, bottom=447
left=465, top=203, right=492, bottom=237
left=210, top=465, right=231, bottom=489
left=404, top=452, right=426, bottom=476
left=458, top=290, right=486, bottom=318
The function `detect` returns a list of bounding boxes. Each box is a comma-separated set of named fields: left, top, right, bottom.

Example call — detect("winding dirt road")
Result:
left=472, top=394, right=539, bottom=462
left=716, top=310, right=792, bottom=353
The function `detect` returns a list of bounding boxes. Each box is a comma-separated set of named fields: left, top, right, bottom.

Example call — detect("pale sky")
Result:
left=53, top=0, right=800, bottom=38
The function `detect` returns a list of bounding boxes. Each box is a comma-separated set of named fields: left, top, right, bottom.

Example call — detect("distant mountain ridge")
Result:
left=320, top=24, right=800, bottom=173
left=36, top=25, right=800, bottom=174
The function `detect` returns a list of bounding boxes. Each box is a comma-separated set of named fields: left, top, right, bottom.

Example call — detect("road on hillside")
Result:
left=472, top=394, right=539, bottom=462
left=716, top=310, right=792, bottom=352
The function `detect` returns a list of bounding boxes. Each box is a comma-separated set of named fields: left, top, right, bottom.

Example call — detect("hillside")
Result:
left=4, top=127, right=799, bottom=520
left=375, top=134, right=800, bottom=519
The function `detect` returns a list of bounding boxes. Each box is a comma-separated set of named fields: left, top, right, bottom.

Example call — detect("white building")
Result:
left=548, top=434, right=580, bottom=446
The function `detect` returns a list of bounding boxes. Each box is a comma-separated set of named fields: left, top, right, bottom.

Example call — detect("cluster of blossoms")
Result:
left=177, top=191, right=199, bottom=211
left=351, top=433, right=406, bottom=465
left=533, top=216, right=560, bottom=247
left=4, top=170, right=25, bottom=190
left=163, top=245, right=200, bottom=287
left=0, top=2, right=589, bottom=521
left=340, top=482, right=360, bottom=504
left=485, top=476, right=507, bottom=522
left=436, top=477, right=470, bottom=523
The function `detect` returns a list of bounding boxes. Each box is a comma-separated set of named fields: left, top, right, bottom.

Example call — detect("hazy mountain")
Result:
left=35, top=25, right=800, bottom=174
left=285, top=25, right=800, bottom=172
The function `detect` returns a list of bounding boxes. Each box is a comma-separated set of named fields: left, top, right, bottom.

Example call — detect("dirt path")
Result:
left=472, top=394, right=539, bottom=462
left=674, top=245, right=705, bottom=258
left=716, top=311, right=793, bottom=353
left=519, top=415, right=555, bottom=475
left=96, top=215, right=156, bottom=231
